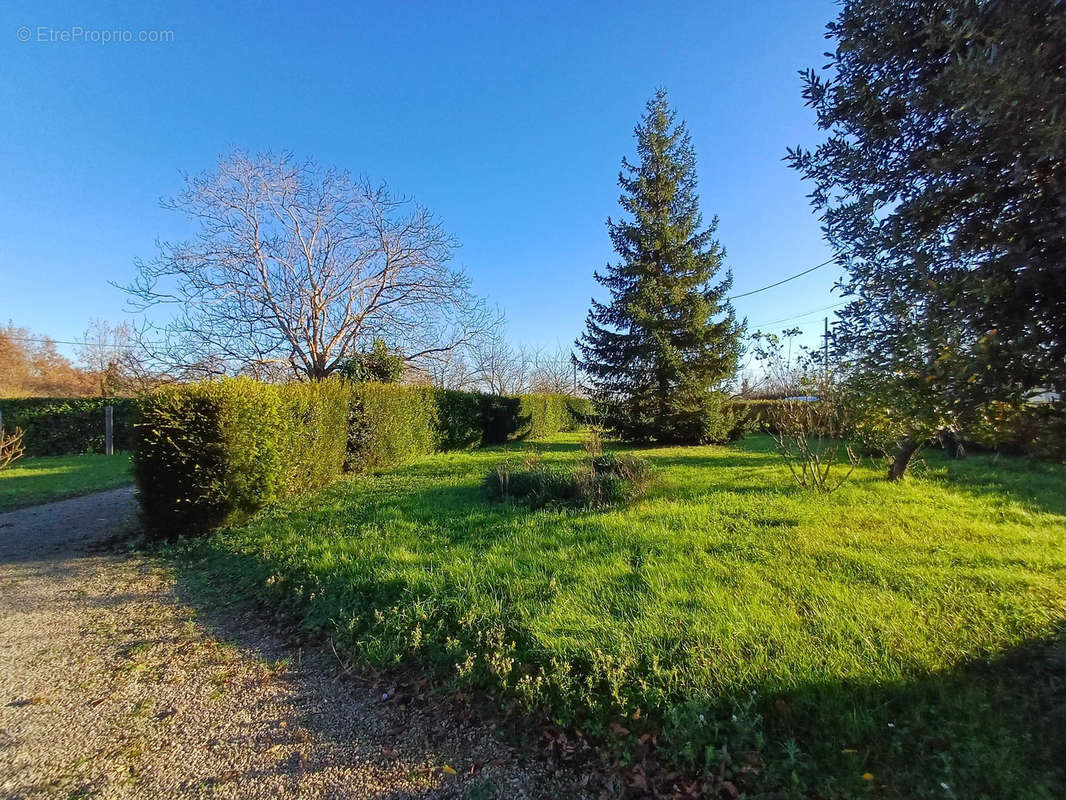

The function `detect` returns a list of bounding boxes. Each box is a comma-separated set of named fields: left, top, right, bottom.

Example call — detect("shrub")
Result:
left=134, top=378, right=349, bottom=536
left=0, top=397, right=139, bottom=456
left=337, top=339, right=405, bottom=383
left=478, top=394, right=523, bottom=444
left=964, top=403, right=1066, bottom=463
left=518, top=393, right=571, bottom=439
left=433, top=389, right=485, bottom=450
left=728, top=399, right=782, bottom=432
left=565, top=396, right=596, bottom=429
left=282, top=380, right=351, bottom=493
left=767, top=389, right=859, bottom=493
left=484, top=438, right=652, bottom=509
left=346, top=383, right=438, bottom=472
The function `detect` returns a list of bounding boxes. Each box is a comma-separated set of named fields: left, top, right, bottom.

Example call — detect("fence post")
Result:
left=105, top=405, right=114, bottom=456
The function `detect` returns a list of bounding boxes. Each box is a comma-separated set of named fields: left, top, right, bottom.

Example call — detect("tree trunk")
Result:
left=939, top=430, right=967, bottom=459
left=888, top=438, right=920, bottom=481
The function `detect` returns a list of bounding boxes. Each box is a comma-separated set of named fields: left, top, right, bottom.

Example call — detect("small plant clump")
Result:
left=484, top=434, right=652, bottom=509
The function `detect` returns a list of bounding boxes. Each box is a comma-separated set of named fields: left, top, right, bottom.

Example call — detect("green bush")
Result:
left=134, top=378, right=349, bottom=536
left=346, top=383, right=438, bottom=472
left=565, top=396, right=596, bottom=428
left=517, top=393, right=571, bottom=439
left=436, top=390, right=589, bottom=448
left=477, top=394, right=523, bottom=444
left=134, top=377, right=587, bottom=536
left=433, top=389, right=484, bottom=450
left=0, top=397, right=139, bottom=456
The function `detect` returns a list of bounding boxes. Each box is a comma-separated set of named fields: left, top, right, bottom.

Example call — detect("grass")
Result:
left=168, top=434, right=1066, bottom=798
left=0, top=453, right=133, bottom=511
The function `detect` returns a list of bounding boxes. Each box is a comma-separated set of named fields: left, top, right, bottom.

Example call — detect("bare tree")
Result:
left=123, top=151, right=499, bottom=380
left=469, top=329, right=532, bottom=395
left=78, top=318, right=164, bottom=395
left=528, top=345, right=578, bottom=394
left=420, top=346, right=478, bottom=390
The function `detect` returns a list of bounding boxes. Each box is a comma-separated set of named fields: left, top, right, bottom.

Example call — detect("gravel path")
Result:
left=0, top=490, right=585, bottom=799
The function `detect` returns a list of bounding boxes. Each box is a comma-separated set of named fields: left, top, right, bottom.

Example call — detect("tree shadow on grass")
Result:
left=747, top=625, right=1066, bottom=798
left=926, top=451, right=1066, bottom=517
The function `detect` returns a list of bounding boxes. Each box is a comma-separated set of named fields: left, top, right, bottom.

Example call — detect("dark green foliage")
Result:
left=964, top=403, right=1066, bottom=463
left=433, top=389, right=485, bottom=450
left=134, top=378, right=349, bottom=536
left=436, top=389, right=587, bottom=448
left=337, top=339, right=405, bottom=383
left=565, top=396, right=596, bottom=428
left=0, top=397, right=139, bottom=456
left=575, top=89, right=743, bottom=444
left=346, top=383, right=438, bottom=472
left=728, top=399, right=780, bottom=431
left=476, top=393, right=523, bottom=445
left=788, top=0, right=1066, bottom=470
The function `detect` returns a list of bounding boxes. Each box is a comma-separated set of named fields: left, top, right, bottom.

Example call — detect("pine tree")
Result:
left=576, top=90, right=743, bottom=444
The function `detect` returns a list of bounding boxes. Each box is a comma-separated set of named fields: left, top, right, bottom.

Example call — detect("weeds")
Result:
left=484, top=433, right=652, bottom=508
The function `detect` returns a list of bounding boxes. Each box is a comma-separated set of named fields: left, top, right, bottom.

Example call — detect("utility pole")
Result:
left=822, top=317, right=830, bottom=379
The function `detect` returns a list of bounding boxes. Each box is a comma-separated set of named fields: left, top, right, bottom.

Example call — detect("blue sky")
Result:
left=2, top=0, right=843, bottom=361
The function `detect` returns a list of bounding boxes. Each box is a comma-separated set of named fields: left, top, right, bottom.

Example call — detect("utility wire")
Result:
left=727, top=257, right=838, bottom=301
left=4, top=258, right=845, bottom=351
left=1, top=335, right=146, bottom=350
left=750, top=301, right=848, bottom=329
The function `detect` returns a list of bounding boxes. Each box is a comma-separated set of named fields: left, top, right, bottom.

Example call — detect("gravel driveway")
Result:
left=0, top=489, right=584, bottom=799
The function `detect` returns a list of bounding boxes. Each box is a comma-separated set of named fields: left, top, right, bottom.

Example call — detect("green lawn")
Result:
left=0, top=453, right=133, bottom=511
left=171, top=434, right=1066, bottom=798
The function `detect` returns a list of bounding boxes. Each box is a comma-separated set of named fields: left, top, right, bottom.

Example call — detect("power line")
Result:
left=727, top=257, right=838, bottom=301
left=750, top=301, right=848, bottom=329
left=4, top=257, right=844, bottom=353
left=1, top=335, right=146, bottom=350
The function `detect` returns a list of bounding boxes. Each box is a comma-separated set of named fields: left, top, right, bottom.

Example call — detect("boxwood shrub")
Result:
left=0, top=397, right=139, bottom=456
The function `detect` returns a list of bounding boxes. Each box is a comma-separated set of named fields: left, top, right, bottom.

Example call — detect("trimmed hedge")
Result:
left=518, top=394, right=571, bottom=439
left=346, top=383, right=438, bottom=472
left=135, top=379, right=349, bottom=535
left=433, top=389, right=484, bottom=450
left=134, top=378, right=590, bottom=535
left=435, top=390, right=589, bottom=448
left=0, top=397, right=139, bottom=456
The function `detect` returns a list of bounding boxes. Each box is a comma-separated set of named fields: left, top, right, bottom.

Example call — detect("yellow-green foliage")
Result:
left=135, top=378, right=348, bottom=535
left=518, top=394, right=567, bottom=439
left=346, top=382, right=439, bottom=472
left=518, top=393, right=590, bottom=438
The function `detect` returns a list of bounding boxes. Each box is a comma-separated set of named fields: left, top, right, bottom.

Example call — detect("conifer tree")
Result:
left=576, top=90, right=742, bottom=443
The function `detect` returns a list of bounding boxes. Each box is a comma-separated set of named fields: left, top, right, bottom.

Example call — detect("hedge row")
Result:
left=135, top=379, right=349, bottom=535
left=134, top=380, right=590, bottom=535
left=0, top=397, right=139, bottom=456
